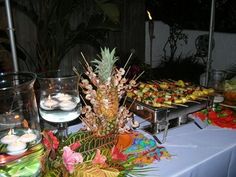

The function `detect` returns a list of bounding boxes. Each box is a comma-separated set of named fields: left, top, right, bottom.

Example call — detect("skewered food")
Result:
left=127, top=80, right=214, bottom=108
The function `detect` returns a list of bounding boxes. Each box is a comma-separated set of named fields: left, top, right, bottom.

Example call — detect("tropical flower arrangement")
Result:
left=40, top=48, right=170, bottom=177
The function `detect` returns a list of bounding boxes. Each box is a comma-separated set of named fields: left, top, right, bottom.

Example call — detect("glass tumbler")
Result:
left=0, top=72, right=42, bottom=176
left=208, top=70, right=226, bottom=93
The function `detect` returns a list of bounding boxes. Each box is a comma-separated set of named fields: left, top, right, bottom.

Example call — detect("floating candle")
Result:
left=7, top=141, right=27, bottom=155
left=40, top=95, right=58, bottom=110
left=59, top=100, right=77, bottom=111
left=1, top=129, right=19, bottom=144
left=131, top=120, right=140, bottom=128
left=19, top=129, right=37, bottom=143
left=55, top=93, right=72, bottom=101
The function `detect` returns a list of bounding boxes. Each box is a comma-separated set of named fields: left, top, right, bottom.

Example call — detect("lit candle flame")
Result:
left=48, top=94, right=52, bottom=100
left=147, top=11, right=152, bottom=20
left=27, top=128, right=32, bottom=134
left=14, top=114, right=20, bottom=119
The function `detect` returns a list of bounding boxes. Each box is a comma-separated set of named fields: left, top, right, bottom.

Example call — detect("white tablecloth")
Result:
left=148, top=122, right=236, bottom=177
left=69, top=117, right=236, bottom=177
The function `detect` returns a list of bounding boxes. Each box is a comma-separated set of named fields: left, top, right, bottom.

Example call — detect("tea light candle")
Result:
left=19, top=129, right=37, bottom=143
left=7, top=141, right=27, bottom=155
left=40, top=95, right=58, bottom=110
left=131, top=120, right=140, bottom=128
left=59, top=100, right=77, bottom=111
left=55, top=93, right=72, bottom=101
left=1, top=129, right=19, bottom=144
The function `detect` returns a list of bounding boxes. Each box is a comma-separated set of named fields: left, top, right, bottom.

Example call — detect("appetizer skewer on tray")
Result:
left=127, top=80, right=214, bottom=108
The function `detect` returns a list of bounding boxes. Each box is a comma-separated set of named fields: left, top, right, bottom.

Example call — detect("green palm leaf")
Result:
left=60, top=131, right=116, bottom=162
left=73, top=164, right=120, bottom=177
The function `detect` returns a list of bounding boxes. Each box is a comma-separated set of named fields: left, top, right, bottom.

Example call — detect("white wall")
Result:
left=145, top=21, right=236, bottom=70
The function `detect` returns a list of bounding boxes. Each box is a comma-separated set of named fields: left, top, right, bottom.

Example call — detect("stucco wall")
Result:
left=145, top=21, right=236, bottom=70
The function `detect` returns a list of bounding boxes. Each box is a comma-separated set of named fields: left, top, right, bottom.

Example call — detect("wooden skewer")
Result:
left=152, top=80, right=162, bottom=84
left=164, top=105, right=176, bottom=109
left=172, top=103, right=189, bottom=107
left=79, top=116, right=93, bottom=130
left=196, top=97, right=208, bottom=101
left=124, top=52, right=134, bottom=69
left=73, top=67, right=81, bottom=79
left=124, top=66, right=131, bottom=78
left=128, top=99, right=136, bottom=110
left=131, top=74, right=136, bottom=81
left=122, top=95, right=128, bottom=106
left=134, top=71, right=145, bottom=81
left=168, top=78, right=176, bottom=82
left=187, top=100, right=201, bottom=104
left=157, top=104, right=177, bottom=109
left=80, top=95, right=88, bottom=106
left=80, top=52, right=90, bottom=68
left=78, top=60, right=87, bottom=71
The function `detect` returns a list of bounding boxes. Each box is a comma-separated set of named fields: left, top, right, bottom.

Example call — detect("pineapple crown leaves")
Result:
left=92, top=47, right=118, bottom=83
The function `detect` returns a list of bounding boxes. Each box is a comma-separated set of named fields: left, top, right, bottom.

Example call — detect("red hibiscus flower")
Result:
left=69, top=141, right=81, bottom=151
left=42, top=130, right=59, bottom=150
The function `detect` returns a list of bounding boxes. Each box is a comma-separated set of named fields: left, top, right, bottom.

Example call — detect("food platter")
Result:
left=125, top=80, right=214, bottom=142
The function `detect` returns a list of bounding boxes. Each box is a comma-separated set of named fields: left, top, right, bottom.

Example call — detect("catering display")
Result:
left=126, top=80, right=214, bottom=141
left=38, top=48, right=170, bottom=177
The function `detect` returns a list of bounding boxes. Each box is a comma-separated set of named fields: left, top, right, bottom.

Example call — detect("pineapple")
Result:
left=92, top=48, right=119, bottom=135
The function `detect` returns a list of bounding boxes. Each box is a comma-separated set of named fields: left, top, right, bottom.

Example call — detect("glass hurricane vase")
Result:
left=37, top=70, right=81, bottom=140
left=0, top=72, right=42, bottom=177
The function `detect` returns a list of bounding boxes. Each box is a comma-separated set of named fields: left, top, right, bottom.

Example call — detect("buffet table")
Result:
left=147, top=121, right=236, bottom=177
left=69, top=117, right=236, bottom=177
left=68, top=117, right=236, bottom=177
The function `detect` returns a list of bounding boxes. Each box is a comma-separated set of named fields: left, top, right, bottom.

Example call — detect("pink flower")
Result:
left=92, top=149, right=107, bottom=165
left=111, top=146, right=128, bottom=161
left=69, top=141, right=81, bottom=151
left=62, top=146, right=83, bottom=174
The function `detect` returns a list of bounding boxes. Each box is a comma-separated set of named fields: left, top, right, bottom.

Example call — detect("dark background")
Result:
left=146, top=0, right=236, bottom=33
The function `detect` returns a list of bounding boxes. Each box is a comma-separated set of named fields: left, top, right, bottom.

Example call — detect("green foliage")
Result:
left=163, top=24, right=188, bottom=61
left=1, top=144, right=44, bottom=177
left=61, top=130, right=117, bottom=162
left=154, top=55, right=205, bottom=84
left=1, top=0, right=120, bottom=72
left=72, top=164, right=120, bottom=177
left=92, top=47, right=118, bottom=83
left=0, top=142, right=7, bottom=153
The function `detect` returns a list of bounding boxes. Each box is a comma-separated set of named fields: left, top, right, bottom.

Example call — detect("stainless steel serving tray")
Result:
left=126, top=96, right=213, bottom=141
left=126, top=97, right=212, bottom=123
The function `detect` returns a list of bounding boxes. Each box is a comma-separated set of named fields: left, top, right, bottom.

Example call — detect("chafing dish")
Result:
left=126, top=96, right=213, bottom=143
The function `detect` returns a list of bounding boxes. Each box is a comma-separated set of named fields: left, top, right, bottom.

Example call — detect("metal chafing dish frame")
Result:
left=126, top=96, right=214, bottom=143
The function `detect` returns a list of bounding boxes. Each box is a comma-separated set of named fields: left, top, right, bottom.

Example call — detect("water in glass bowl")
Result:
left=39, top=92, right=81, bottom=123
